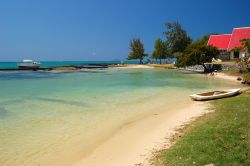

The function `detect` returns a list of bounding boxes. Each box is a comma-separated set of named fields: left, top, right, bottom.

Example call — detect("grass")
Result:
left=243, top=72, right=250, bottom=83
left=205, top=61, right=237, bottom=65
left=153, top=93, right=250, bottom=166
left=220, top=70, right=242, bottom=77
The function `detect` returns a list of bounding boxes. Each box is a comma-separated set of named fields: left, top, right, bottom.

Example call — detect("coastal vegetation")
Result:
left=151, top=21, right=192, bottom=64
left=153, top=92, right=250, bottom=166
left=243, top=72, right=250, bottom=83
left=237, top=39, right=250, bottom=73
left=127, top=21, right=220, bottom=69
left=163, top=22, right=192, bottom=54
left=175, top=35, right=219, bottom=72
left=128, top=21, right=193, bottom=64
left=237, top=39, right=250, bottom=83
left=152, top=38, right=169, bottom=64
left=127, top=38, right=147, bottom=64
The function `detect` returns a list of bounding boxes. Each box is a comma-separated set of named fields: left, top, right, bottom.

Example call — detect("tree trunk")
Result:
left=202, top=64, right=209, bottom=73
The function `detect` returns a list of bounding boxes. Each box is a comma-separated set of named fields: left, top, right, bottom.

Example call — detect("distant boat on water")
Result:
left=17, top=59, right=41, bottom=69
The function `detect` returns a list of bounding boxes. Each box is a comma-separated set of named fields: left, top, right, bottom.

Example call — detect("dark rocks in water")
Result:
left=237, top=77, right=242, bottom=81
left=241, top=81, right=250, bottom=85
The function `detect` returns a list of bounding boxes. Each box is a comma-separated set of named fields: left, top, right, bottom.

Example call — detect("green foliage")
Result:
left=128, top=38, right=147, bottom=64
left=237, top=39, right=250, bottom=72
left=241, top=38, right=250, bottom=53
left=232, top=47, right=241, bottom=52
left=155, top=93, right=250, bottom=166
left=152, top=50, right=159, bottom=62
left=176, top=35, right=219, bottom=71
left=163, top=22, right=192, bottom=54
left=152, top=38, right=169, bottom=64
left=243, top=72, right=250, bottom=83
left=172, top=52, right=183, bottom=59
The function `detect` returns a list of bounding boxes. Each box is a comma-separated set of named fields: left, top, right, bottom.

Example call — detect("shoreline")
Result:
left=72, top=68, right=244, bottom=166
left=73, top=101, right=210, bottom=166
left=210, top=72, right=241, bottom=83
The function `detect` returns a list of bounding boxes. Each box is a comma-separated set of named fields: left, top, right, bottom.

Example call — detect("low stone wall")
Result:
left=221, top=64, right=240, bottom=71
left=184, top=64, right=240, bottom=72
left=184, top=65, right=204, bottom=72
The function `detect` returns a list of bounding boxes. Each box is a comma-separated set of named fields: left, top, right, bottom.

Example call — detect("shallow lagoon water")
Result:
left=0, top=68, right=238, bottom=166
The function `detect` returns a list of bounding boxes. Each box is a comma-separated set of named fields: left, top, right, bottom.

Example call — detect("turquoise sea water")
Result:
left=0, top=59, right=176, bottom=68
left=0, top=60, right=146, bottom=68
left=0, top=68, right=238, bottom=166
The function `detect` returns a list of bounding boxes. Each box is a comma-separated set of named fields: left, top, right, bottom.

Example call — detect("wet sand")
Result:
left=73, top=101, right=210, bottom=166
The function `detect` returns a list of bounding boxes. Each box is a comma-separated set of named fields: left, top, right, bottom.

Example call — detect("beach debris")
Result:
left=237, top=77, right=242, bottom=81
left=204, top=163, right=214, bottom=166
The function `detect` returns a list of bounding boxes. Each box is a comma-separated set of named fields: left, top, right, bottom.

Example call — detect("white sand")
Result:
left=73, top=102, right=210, bottom=166
left=212, top=72, right=241, bottom=83
left=120, top=64, right=154, bottom=69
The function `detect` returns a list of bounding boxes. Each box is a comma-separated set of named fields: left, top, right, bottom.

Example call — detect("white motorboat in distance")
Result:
left=17, top=60, right=41, bottom=69
left=190, top=88, right=241, bottom=101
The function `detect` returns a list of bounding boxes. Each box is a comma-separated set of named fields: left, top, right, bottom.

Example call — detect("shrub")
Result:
left=243, top=72, right=250, bottom=83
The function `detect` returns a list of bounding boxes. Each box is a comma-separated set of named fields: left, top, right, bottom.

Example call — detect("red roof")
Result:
left=227, top=27, right=250, bottom=51
left=207, top=34, right=231, bottom=50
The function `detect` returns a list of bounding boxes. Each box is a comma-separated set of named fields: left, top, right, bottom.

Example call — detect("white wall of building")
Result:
left=230, top=50, right=246, bottom=60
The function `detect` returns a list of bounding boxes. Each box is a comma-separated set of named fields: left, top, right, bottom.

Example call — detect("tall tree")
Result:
left=153, top=38, right=169, bottom=64
left=152, top=50, right=159, bottom=63
left=176, top=35, right=219, bottom=72
left=163, top=22, right=192, bottom=54
left=128, top=38, right=147, bottom=64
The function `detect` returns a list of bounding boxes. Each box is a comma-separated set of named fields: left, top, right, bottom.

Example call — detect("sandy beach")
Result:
left=72, top=69, right=242, bottom=166
left=113, top=64, right=155, bottom=69
left=111, top=64, right=175, bottom=69
left=211, top=72, right=241, bottom=83
left=73, top=101, right=210, bottom=166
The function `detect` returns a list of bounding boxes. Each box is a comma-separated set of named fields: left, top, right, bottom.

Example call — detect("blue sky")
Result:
left=0, top=0, right=249, bottom=61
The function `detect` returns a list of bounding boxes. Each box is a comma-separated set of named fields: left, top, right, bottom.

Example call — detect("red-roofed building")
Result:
left=208, top=27, right=250, bottom=60
left=208, top=34, right=231, bottom=50
left=228, top=27, right=250, bottom=59
left=207, top=34, right=232, bottom=60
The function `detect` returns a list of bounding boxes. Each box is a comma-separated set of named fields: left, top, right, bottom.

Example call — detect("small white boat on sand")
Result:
left=17, top=59, right=41, bottom=69
left=190, top=88, right=241, bottom=101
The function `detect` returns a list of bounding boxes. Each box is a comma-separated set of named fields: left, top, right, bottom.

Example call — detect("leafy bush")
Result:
left=243, top=72, right=250, bottom=83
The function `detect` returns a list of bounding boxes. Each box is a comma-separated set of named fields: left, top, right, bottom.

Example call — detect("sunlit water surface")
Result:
left=0, top=68, right=238, bottom=166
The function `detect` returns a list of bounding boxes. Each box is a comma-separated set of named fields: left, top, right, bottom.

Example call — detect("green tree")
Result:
left=163, top=21, right=192, bottom=54
left=176, top=35, right=219, bottom=72
left=152, top=50, right=159, bottom=63
left=243, top=39, right=250, bottom=52
left=128, top=38, right=147, bottom=64
left=152, top=38, right=169, bottom=64
left=237, top=39, right=250, bottom=72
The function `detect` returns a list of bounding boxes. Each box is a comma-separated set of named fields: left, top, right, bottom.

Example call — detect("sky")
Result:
left=0, top=0, right=249, bottom=61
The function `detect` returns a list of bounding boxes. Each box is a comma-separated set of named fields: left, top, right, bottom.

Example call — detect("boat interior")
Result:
left=197, top=91, right=227, bottom=96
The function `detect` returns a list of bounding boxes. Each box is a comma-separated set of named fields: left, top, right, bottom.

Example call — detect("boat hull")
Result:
left=17, top=63, right=40, bottom=69
left=189, top=88, right=241, bottom=101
